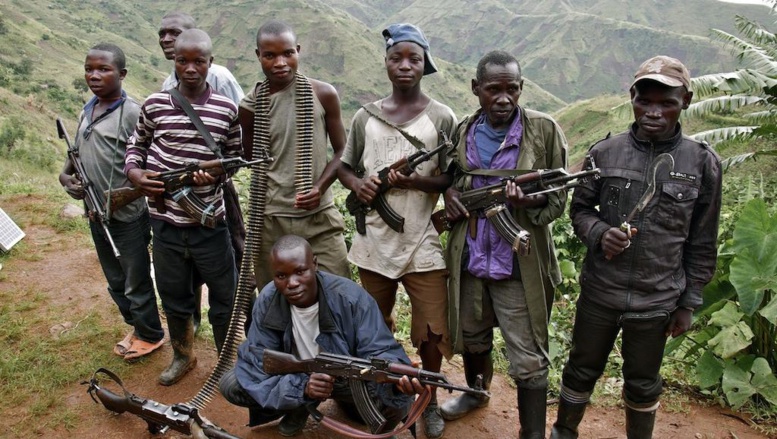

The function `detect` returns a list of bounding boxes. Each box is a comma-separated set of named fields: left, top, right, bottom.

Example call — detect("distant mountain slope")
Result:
left=0, top=0, right=770, bottom=138
left=377, top=0, right=770, bottom=101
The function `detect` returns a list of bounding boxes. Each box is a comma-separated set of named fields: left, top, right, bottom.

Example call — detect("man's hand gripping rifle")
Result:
left=263, top=349, right=489, bottom=435
left=109, top=154, right=272, bottom=227
left=345, top=130, right=453, bottom=235
left=432, top=157, right=600, bottom=255
left=84, top=368, right=239, bottom=439
left=57, top=118, right=121, bottom=258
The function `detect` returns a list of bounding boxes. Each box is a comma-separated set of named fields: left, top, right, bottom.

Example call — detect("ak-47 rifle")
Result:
left=84, top=368, right=239, bottom=439
left=57, top=118, right=121, bottom=258
left=109, top=155, right=272, bottom=227
left=345, top=130, right=453, bottom=235
left=263, top=349, right=489, bottom=435
left=431, top=158, right=600, bottom=255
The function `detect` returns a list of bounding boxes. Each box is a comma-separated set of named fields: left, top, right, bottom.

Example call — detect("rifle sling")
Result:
left=93, top=367, right=132, bottom=397
left=308, top=387, right=431, bottom=439
left=166, top=88, right=228, bottom=226
left=168, top=88, right=224, bottom=159
left=466, top=168, right=529, bottom=177
left=361, top=103, right=426, bottom=152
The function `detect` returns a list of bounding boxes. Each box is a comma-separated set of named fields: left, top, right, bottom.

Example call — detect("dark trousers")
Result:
left=561, top=295, right=669, bottom=404
left=91, top=213, right=164, bottom=343
left=150, top=219, right=236, bottom=327
left=219, top=368, right=407, bottom=432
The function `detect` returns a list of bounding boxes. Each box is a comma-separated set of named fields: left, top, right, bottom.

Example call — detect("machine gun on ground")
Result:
left=84, top=368, right=239, bottom=439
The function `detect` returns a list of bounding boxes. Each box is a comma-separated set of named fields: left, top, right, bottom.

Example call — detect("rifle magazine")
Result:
left=349, top=379, right=388, bottom=434
left=171, top=187, right=218, bottom=228
left=374, top=194, right=404, bottom=233
left=485, top=205, right=531, bottom=255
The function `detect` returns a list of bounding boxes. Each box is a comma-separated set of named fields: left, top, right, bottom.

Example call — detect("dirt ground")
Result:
left=1, top=199, right=773, bottom=439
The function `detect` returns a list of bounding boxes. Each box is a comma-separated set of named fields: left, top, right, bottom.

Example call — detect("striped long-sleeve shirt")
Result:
left=125, top=86, right=241, bottom=226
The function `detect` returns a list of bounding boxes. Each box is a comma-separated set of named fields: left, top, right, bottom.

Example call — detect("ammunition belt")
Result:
left=187, top=74, right=316, bottom=409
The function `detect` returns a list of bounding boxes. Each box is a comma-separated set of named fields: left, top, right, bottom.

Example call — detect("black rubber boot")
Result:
left=278, top=406, right=309, bottom=437
left=550, top=396, right=587, bottom=439
left=518, top=387, right=547, bottom=439
left=440, top=350, right=492, bottom=421
left=159, top=316, right=197, bottom=386
left=192, top=284, right=203, bottom=334
left=625, top=405, right=657, bottom=439
left=212, top=324, right=228, bottom=356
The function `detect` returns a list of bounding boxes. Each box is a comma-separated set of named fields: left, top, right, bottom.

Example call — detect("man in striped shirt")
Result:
left=125, top=28, right=240, bottom=386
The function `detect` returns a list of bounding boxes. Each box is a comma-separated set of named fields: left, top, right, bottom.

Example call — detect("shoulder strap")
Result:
left=310, top=387, right=431, bottom=439
left=466, top=168, right=525, bottom=177
left=362, top=103, right=426, bottom=151
left=168, top=88, right=224, bottom=159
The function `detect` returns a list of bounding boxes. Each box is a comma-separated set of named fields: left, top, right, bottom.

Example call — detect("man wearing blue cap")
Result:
left=339, top=22, right=456, bottom=439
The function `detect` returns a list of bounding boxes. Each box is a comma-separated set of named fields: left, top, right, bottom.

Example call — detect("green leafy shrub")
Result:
left=667, top=193, right=777, bottom=419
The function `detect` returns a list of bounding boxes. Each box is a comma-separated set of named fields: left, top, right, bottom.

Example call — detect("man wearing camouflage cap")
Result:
left=550, top=56, right=722, bottom=438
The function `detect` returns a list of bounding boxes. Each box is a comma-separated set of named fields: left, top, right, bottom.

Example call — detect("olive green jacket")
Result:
left=445, top=107, right=568, bottom=354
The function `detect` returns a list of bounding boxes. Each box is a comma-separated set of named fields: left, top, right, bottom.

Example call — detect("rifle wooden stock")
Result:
left=263, top=350, right=316, bottom=375
left=86, top=368, right=239, bottom=439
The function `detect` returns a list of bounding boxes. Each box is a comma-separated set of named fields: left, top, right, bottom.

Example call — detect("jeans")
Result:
left=150, top=219, right=236, bottom=327
left=90, top=212, right=164, bottom=342
left=561, top=295, right=670, bottom=404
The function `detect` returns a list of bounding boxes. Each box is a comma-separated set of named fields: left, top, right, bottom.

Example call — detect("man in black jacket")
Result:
left=551, top=56, right=722, bottom=439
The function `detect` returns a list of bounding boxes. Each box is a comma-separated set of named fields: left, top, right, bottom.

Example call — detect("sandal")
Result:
left=123, top=334, right=168, bottom=362
left=113, top=331, right=137, bottom=357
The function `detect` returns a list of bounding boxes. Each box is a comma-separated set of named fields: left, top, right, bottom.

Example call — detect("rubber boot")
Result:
left=550, top=396, right=587, bottom=439
left=278, top=406, right=309, bottom=437
left=212, top=324, right=228, bottom=356
left=159, top=316, right=197, bottom=386
left=518, top=387, right=547, bottom=439
left=192, top=284, right=203, bottom=334
left=625, top=404, right=657, bottom=439
left=440, top=350, right=492, bottom=420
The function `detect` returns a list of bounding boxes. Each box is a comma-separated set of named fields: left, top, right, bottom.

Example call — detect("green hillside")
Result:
left=0, top=0, right=771, bottom=160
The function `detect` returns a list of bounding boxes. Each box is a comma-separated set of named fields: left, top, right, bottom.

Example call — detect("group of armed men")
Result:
left=58, top=9, right=722, bottom=439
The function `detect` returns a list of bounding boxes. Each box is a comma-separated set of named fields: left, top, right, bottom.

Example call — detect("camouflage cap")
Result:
left=632, top=55, right=692, bottom=92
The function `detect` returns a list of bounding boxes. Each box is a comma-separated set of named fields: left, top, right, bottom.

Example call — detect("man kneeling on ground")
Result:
left=219, top=235, right=425, bottom=436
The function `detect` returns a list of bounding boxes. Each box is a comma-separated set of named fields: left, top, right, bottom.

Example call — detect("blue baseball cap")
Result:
left=382, top=23, right=438, bottom=75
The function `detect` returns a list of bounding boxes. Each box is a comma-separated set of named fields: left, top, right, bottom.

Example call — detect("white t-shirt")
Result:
left=342, top=99, right=457, bottom=278
left=291, top=302, right=321, bottom=360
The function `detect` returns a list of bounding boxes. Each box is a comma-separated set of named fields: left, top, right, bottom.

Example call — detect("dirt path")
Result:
left=0, top=199, right=771, bottom=439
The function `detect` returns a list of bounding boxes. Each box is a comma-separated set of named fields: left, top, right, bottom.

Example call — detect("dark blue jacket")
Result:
left=235, top=271, right=413, bottom=411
